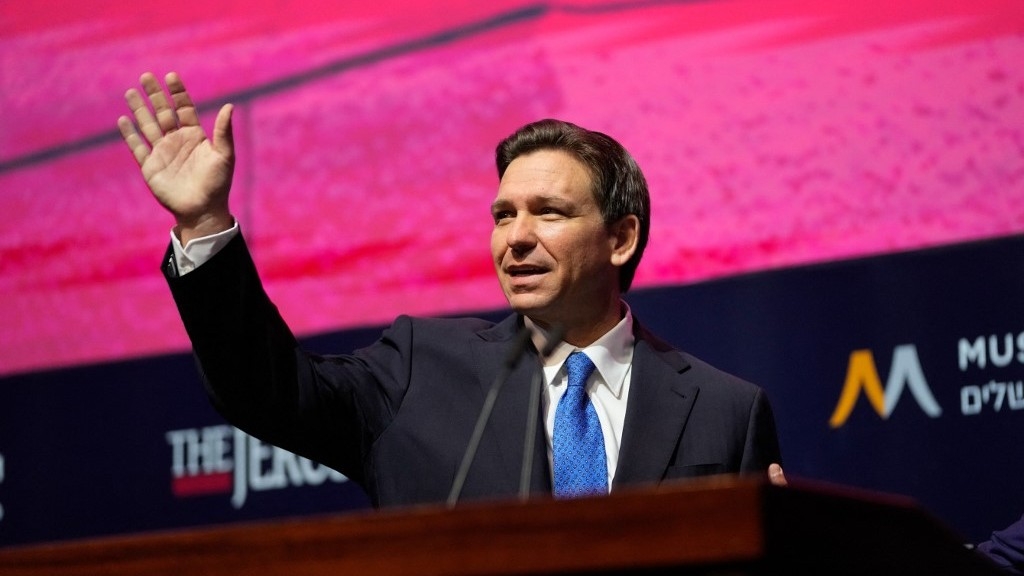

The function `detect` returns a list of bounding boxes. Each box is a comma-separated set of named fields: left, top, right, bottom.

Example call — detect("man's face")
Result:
left=491, top=149, right=622, bottom=331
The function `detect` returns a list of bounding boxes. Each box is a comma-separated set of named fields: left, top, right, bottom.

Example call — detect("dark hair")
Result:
left=496, top=119, right=650, bottom=292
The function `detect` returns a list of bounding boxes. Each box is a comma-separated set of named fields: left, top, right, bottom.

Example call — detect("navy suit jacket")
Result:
left=166, top=234, right=782, bottom=508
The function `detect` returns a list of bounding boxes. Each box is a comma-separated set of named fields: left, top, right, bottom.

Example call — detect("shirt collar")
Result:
left=525, top=302, right=635, bottom=398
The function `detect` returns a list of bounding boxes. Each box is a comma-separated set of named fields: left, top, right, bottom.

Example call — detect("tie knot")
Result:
left=565, top=351, right=596, bottom=388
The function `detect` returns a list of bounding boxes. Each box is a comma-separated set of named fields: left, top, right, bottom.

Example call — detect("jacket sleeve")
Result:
left=164, top=233, right=408, bottom=485
left=976, top=514, right=1024, bottom=574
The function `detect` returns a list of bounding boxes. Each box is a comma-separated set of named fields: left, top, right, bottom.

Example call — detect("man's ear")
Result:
left=608, top=214, right=640, bottom=267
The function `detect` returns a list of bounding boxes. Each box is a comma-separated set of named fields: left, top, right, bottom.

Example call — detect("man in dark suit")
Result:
left=118, top=72, right=782, bottom=507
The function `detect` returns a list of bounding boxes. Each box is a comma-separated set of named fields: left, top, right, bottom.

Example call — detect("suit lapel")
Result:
left=613, top=324, right=698, bottom=489
left=464, top=315, right=695, bottom=494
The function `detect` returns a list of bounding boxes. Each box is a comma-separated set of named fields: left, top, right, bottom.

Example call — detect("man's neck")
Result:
left=527, top=301, right=627, bottom=349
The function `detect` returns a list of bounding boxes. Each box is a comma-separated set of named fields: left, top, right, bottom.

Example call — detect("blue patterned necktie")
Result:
left=553, top=351, right=608, bottom=498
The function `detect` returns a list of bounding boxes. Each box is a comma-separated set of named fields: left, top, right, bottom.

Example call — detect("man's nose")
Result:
left=506, top=214, right=537, bottom=251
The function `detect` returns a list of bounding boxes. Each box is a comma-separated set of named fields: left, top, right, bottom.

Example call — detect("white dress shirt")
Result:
left=527, top=308, right=634, bottom=491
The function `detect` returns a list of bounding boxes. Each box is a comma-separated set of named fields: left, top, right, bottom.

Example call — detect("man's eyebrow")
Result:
left=490, top=194, right=573, bottom=212
left=535, top=194, right=571, bottom=205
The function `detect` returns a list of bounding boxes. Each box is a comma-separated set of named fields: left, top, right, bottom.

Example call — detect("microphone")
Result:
left=446, top=325, right=533, bottom=508
left=518, top=325, right=564, bottom=500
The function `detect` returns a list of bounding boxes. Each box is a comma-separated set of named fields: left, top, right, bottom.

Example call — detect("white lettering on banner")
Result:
left=955, top=330, right=1024, bottom=416
left=166, top=426, right=347, bottom=510
left=835, top=333, right=1024, bottom=426
left=231, top=430, right=345, bottom=508
left=166, top=426, right=233, bottom=477
left=961, top=381, right=1024, bottom=415
left=958, top=332, right=1024, bottom=371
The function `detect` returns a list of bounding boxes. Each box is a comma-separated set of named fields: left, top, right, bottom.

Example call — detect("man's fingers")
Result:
left=140, top=72, right=179, bottom=134
left=165, top=72, right=200, bottom=128
left=768, top=463, right=788, bottom=487
left=116, top=115, right=150, bottom=167
left=212, top=103, right=235, bottom=158
left=119, top=71, right=225, bottom=170
left=125, top=83, right=163, bottom=146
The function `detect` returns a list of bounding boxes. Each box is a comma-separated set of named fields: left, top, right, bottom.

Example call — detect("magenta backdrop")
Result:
left=2, top=0, right=1023, bottom=376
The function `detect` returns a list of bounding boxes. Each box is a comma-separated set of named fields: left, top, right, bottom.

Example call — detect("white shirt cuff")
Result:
left=170, top=222, right=240, bottom=275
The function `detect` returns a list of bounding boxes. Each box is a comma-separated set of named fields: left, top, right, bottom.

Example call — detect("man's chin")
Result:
left=506, top=294, right=553, bottom=320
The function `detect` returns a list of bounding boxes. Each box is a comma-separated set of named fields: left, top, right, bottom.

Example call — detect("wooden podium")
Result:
left=0, top=476, right=1001, bottom=575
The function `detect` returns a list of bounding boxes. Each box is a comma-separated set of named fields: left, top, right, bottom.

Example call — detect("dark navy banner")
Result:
left=1, top=234, right=1022, bottom=547
left=629, top=233, right=1024, bottom=544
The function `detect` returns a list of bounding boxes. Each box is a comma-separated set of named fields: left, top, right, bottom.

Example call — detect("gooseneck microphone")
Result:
left=447, top=326, right=532, bottom=508
left=446, top=325, right=564, bottom=508
left=519, top=325, right=564, bottom=499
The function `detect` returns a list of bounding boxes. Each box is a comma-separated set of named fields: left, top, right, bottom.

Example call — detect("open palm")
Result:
left=118, top=72, right=235, bottom=236
left=142, top=120, right=233, bottom=220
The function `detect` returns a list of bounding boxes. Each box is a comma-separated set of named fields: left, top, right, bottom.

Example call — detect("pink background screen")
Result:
left=2, top=0, right=1023, bottom=376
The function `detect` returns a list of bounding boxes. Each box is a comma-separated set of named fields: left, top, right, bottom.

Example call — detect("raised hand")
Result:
left=118, top=72, right=235, bottom=244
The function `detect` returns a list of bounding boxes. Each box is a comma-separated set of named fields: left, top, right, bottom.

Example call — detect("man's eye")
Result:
left=493, top=211, right=513, bottom=223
